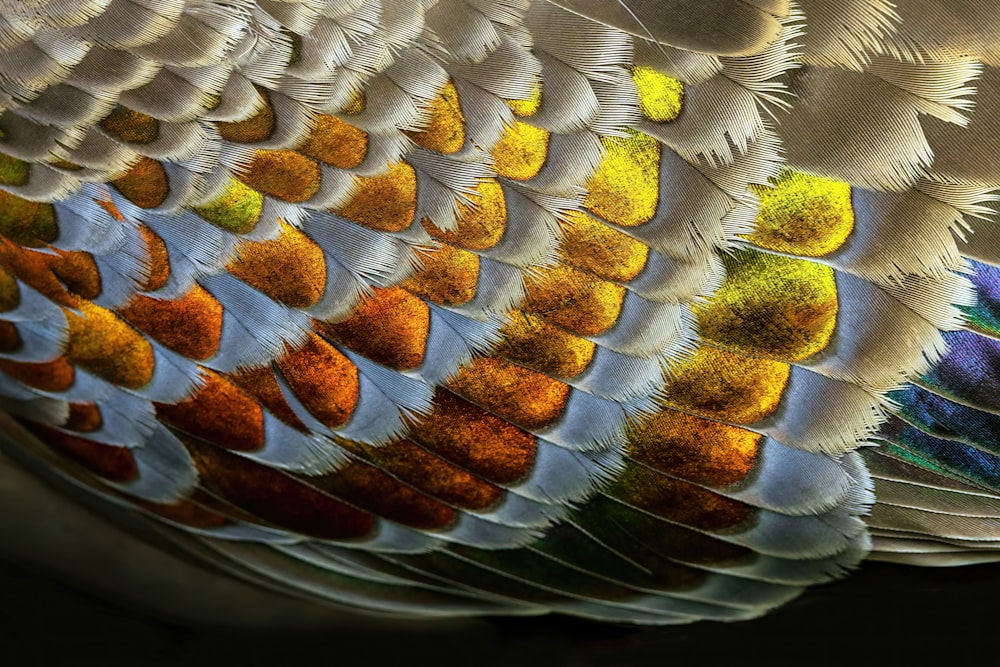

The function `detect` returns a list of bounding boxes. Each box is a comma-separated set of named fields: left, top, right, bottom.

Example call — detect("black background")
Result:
left=3, top=558, right=996, bottom=666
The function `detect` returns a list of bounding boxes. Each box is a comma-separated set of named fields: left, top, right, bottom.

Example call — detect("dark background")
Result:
left=3, top=557, right=995, bottom=666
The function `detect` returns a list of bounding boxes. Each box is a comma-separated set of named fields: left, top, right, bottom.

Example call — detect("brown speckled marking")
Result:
left=524, top=264, right=627, bottom=337
left=627, top=410, right=760, bottom=489
left=227, top=223, right=327, bottom=308
left=297, top=114, right=368, bottom=169
left=133, top=498, right=230, bottom=530
left=661, top=346, right=790, bottom=425
left=118, top=285, right=223, bottom=361
left=64, top=403, right=103, bottom=432
left=316, top=287, right=429, bottom=371
left=0, top=320, right=18, bottom=351
left=495, top=311, right=596, bottom=379
left=51, top=250, right=101, bottom=299
left=23, top=421, right=138, bottom=483
left=610, top=465, right=755, bottom=532
left=409, top=389, right=537, bottom=485
left=183, top=436, right=376, bottom=540
left=491, top=121, right=549, bottom=181
left=237, top=150, right=321, bottom=203
left=216, top=88, right=276, bottom=143
left=447, top=357, right=570, bottom=431
left=155, top=372, right=264, bottom=452
left=138, top=225, right=170, bottom=292
left=228, top=365, right=308, bottom=431
left=558, top=211, right=649, bottom=284
left=405, top=82, right=465, bottom=154
left=101, top=106, right=160, bottom=144
left=423, top=179, right=506, bottom=251
left=335, top=162, right=416, bottom=232
left=276, top=334, right=358, bottom=429
left=0, top=265, right=18, bottom=311
left=0, top=240, right=78, bottom=307
left=111, top=157, right=169, bottom=209
left=309, top=461, right=456, bottom=530
left=64, top=302, right=155, bottom=389
left=401, top=243, right=479, bottom=307
left=355, top=438, right=503, bottom=510
left=0, top=356, right=75, bottom=392
left=0, top=190, right=58, bottom=247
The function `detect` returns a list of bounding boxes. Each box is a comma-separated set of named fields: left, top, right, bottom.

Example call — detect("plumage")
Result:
left=1, top=0, right=1000, bottom=626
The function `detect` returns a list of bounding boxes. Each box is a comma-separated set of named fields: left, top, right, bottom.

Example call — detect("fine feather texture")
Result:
left=0, top=0, right=999, bottom=624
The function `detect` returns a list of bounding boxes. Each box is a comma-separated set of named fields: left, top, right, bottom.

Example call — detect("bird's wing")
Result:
left=0, top=0, right=998, bottom=623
